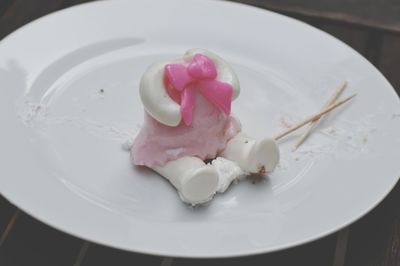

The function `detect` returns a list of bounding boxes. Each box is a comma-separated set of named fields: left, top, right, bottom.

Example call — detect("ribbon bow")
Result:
left=164, top=54, right=233, bottom=126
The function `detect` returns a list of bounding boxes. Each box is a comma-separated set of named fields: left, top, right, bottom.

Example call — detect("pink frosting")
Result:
left=164, top=54, right=233, bottom=126
left=131, top=91, right=241, bottom=167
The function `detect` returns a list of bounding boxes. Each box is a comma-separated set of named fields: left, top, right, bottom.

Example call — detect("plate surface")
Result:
left=1, top=0, right=400, bottom=258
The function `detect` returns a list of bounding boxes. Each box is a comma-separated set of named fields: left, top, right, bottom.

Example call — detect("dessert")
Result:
left=131, top=49, right=280, bottom=205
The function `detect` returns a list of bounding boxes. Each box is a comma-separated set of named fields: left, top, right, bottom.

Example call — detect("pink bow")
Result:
left=164, top=54, right=233, bottom=126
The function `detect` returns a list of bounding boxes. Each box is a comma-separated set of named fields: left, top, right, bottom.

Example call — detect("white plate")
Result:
left=1, top=0, right=400, bottom=258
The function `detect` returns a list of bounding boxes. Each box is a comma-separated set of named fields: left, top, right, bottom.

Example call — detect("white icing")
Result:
left=121, top=138, right=134, bottom=151
left=139, top=61, right=182, bottom=126
left=212, top=157, right=245, bottom=193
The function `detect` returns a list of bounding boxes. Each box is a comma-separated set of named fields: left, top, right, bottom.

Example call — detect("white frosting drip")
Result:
left=212, top=157, right=245, bottom=193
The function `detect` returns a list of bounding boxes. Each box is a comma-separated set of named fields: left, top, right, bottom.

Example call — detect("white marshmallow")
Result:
left=221, top=133, right=280, bottom=174
left=211, top=157, right=245, bottom=193
left=153, top=157, right=219, bottom=205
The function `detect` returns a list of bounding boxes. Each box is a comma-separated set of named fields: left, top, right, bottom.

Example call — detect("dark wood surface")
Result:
left=230, top=0, right=400, bottom=33
left=0, top=1, right=399, bottom=265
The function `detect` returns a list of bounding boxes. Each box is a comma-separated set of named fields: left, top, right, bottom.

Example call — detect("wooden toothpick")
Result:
left=294, top=81, right=348, bottom=150
left=274, top=93, right=356, bottom=141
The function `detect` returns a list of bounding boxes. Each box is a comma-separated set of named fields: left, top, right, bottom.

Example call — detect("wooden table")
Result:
left=1, top=1, right=399, bottom=265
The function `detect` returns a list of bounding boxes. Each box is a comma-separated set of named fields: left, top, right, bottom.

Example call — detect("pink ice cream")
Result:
left=131, top=91, right=241, bottom=167
left=131, top=53, right=241, bottom=167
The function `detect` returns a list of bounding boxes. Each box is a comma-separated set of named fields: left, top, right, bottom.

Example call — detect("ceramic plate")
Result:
left=1, top=0, right=400, bottom=258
